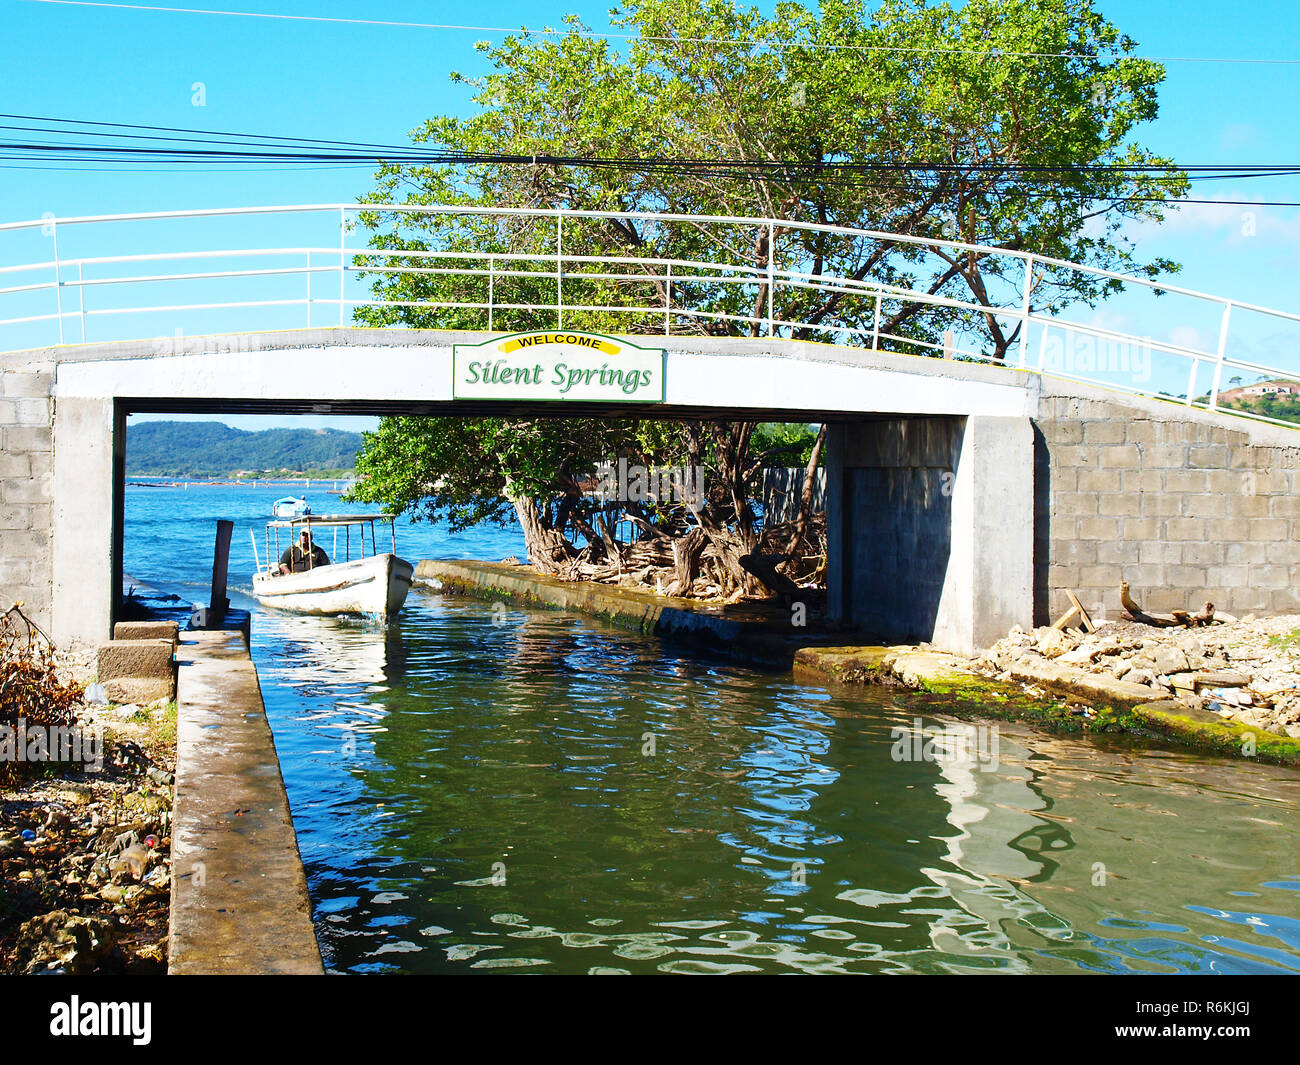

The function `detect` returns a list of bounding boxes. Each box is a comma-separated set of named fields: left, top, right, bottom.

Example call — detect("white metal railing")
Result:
left=2, top=203, right=1299, bottom=428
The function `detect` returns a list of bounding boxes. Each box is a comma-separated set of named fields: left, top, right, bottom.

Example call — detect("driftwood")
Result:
left=1119, top=582, right=1219, bottom=628
left=1052, top=589, right=1096, bottom=633
left=739, top=553, right=802, bottom=603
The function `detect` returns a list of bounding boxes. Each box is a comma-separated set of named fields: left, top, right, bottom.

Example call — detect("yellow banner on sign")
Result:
left=500, top=333, right=622, bottom=356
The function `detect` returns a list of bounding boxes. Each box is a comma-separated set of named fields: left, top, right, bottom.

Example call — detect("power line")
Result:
left=0, top=115, right=1295, bottom=208
left=19, top=0, right=1300, bottom=66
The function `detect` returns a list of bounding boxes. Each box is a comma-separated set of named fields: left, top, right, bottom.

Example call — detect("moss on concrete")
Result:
left=794, top=644, right=1300, bottom=767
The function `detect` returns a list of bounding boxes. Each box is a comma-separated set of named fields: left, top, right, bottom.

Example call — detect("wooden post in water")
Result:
left=210, top=519, right=233, bottom=624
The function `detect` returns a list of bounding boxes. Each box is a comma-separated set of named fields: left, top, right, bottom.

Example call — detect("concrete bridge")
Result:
left=2, top=206, right=1299, bottom=654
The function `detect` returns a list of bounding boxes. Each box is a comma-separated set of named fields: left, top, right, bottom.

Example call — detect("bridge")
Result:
left=2, top=205, right=1298, bottom=653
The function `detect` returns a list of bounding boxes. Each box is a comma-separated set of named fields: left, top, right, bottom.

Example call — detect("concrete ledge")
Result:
left=168, top=630, right=322, bottom=975
left=420, top=559, right=755, bottom=646
left=793, top=644, right=1300, bottom=766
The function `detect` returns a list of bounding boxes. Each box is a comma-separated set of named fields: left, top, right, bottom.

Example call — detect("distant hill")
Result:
left=126, top=421, right=362, bottom=477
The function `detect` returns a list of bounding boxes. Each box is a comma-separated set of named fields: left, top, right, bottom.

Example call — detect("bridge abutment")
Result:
left=827, top=415, right=1034, bottom=656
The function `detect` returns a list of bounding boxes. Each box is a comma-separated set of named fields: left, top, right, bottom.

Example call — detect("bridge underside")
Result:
left=5, top=328, right=1299, bottom=653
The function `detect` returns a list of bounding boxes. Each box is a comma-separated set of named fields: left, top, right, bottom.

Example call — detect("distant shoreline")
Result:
left=126, top=476, right=357, bottom=488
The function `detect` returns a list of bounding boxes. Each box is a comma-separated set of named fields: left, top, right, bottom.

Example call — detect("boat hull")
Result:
left=251, top=553, right=414, bottom=617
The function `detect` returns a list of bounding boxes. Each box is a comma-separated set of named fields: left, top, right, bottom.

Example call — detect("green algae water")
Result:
left=127, top=484, right=1300, bottom=975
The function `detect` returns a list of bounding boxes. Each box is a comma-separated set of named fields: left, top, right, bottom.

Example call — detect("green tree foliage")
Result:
left=349, top=0, right=1187, bottom=592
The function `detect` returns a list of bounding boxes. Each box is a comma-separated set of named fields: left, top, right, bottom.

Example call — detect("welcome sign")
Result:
left=452, top=331, right=666, bottom=402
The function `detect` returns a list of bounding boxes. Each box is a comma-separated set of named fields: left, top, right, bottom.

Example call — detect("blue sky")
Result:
left=2, top=0, right=1297, bottom=430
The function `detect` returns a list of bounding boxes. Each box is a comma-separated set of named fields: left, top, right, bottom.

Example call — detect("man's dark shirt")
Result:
left=280, top=542, right=329, bottom=573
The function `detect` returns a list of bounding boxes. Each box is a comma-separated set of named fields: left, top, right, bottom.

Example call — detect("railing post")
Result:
left=1019, top=254, right=1033, bottom=368
left=488, top=256, right=495, bottom=333
left=1185, top=357, right=1199, bottom=406
left=1208, top=302, right=1233, bottom=410
left=664, top=261, right=672, bottom=336
left=306, top=251, right=311, bottom=329
left=556, top=214, right=563, bottom=330
left=77, top=261, right=86, bottom=343
left=338, top=207, right=346, bottom=328
left=766, top=221, right=775, bottom=336
left=52, top=221, right=64, bottom=345
left=872, top=288, right=881, bottom=352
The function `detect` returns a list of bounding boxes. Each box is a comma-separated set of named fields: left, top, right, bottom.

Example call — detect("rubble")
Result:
left=974, top=614, right=1300, bottom=738
left=1, top=642, right=175, bottom=974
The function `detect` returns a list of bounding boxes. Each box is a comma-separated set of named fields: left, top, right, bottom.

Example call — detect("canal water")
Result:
left=126, top=483, right=1300, bottom=974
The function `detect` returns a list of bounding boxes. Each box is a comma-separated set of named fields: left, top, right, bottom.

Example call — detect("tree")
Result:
left=349, top=0, right=1187, bottom=595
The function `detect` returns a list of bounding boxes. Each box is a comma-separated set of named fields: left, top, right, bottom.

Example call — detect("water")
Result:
left=127, top=483, right=1300, bottom=975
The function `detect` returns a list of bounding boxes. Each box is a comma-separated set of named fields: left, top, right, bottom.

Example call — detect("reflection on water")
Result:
left=250, top=590, right=1300, bottom=976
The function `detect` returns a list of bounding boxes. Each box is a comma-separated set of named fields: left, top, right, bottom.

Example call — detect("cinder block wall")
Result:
left=0, top=368, right=54, bottom=627
left=1036, top=394, right=1300, bottom=625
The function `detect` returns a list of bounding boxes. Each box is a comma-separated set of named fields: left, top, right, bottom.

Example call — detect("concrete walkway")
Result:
left=168, top=630, right=322, bottom=975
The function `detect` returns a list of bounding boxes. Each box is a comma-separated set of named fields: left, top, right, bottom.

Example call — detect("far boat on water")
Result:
left=272, top=495, right=310, bottom=518
left=251, top=514, right=414, bottom=618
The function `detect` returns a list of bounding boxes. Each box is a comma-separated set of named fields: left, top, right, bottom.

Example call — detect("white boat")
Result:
left=272, top=496, right=310, bottom=518
left=250, top=514, right=413, bottom=618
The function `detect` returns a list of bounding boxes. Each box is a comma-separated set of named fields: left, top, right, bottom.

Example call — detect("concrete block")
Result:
left=1249, top=518, right=1289, bottom=541
left=1266, top=541, right=1298, bottom=566
left=1122, top=517, right=1162, bottom=541
left=1182, top=493, right=1227, bottom=517
left=1227, top=492, right=1270, bottom=517
left=1249, top=565, right=1290, bottom=589
left=0, top=426, right=52, bottom=452
left=1181, top=542, right=1225, bottom=566
left=0, top=474, right=53, bottom=504
left=1125, top=421, right=1158, bottom=444
left=1042, top=421, right=1083, bottom=445
left=1077, top=516, right=1120, bottom=540
left=1269, top=494, right=1300, bottom=518
left=1121, top=469, right=1162, bottom=493
left=113, top=620, right=180, bottom=647
left=0, top=371, right=53, bottom=398
left=1100, top=445, right=1141, bottom=468
left=0, top=452, right=31, bottom=478
left=0, top=557, right=33, bottom=585
left=1142, top=445, right=1188, bottom=468
left=1099, top=492, right=1142, bottom=516
left=1226, top=542, right=1269, bottom=566
left=97, top=638, right=175, bottom=683
left=1052, top=445, right=1096, bottom=468
left=1053, top=492, right=1097, bottom=517
left=1165, top=517, right=1206, bottom=540
left=0, top=397, right=51, bottom=427
left=1078, top=468, right=1122, bottom=492
left=1164, top=469, right=1208, bottom=494
left=1083, top=421, right=1127, bottom=444
left=1204, top=468, right=1242, bottom=494
left=1167, top=565, right=1208, bottom=588
left=1187, top=444, right=1230, bottom=468
left=103, top=676, right=175, bottom=704
left=0, top=503, right=33, bottom=530
left=1096, top=539, right=1137, bottom=565
left=1148, top=494, right=1186, bottom=517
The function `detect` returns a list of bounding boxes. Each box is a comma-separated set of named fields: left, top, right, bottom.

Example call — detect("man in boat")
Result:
left=277, top=528, right=330, bottom=575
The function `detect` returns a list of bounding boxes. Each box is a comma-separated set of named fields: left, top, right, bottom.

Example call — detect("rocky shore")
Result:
left=973, top=614, right=1300, bottom=739
left=0, top=647, right=176, bottom=975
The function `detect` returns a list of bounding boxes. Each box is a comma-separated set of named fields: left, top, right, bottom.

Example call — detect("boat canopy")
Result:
left=266, top=513, right=396, bottom=530
left=259, top=514, right=400, bottom=572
